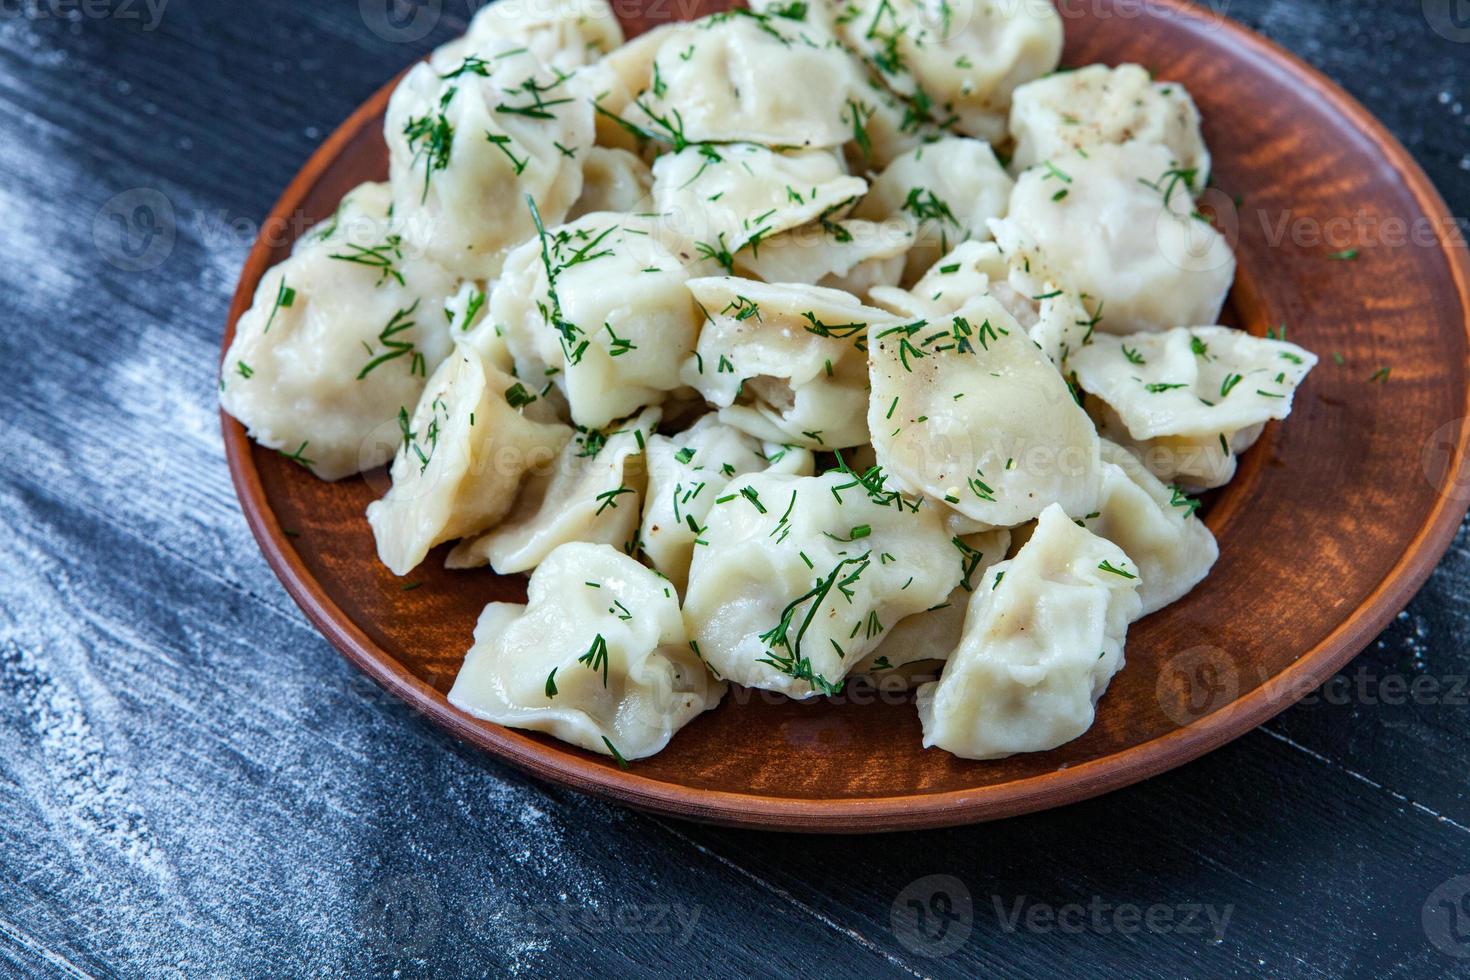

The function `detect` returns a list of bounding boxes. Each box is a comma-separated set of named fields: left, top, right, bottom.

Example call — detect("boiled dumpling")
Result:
left=917, top=503, right=1142, bottom=760
left=639, top=415, right=815, bottom=592
left=366, top=347, right=573, bottom=575
left=493, top=212, right=701, bottom=429
left=652, top=144, right=868, bottom=266
left=1008, top=64, right=1210, bottom=182
left=220, top=182, right=458, bottom=481
left=868, top=294, right=1103, bottom=527
left=386, top=42, right=593, bottom=280
left=834, top=0, right=1063, bottom=143
left=447, top=407, right=660, bottom=574
left=432, top=0, right=624, bottom=75
left=683, top=470, right=955, bottom=698
left=1083, top=440, right=1218, bottom=617
left=681, top=276, right=894, bottom=449
left=628, top=8, right=868, bottom=149
left=1068, top=326, right=1317, bottom=489
left=992, top=141, right=1234, bottom=333
left=852, top=137, right=1013, bottom=282
left=448, top=542, right=725, bottom=760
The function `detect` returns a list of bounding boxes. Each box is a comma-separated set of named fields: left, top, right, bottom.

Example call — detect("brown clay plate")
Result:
left=222, top=0, right=1470, bottom=832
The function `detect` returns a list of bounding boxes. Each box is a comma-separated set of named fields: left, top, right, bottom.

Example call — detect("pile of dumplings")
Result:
left=220, top=0, right=1317, bottom=763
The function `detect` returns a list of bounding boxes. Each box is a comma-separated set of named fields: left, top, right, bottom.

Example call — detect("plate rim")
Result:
left=221, top=0, right=1470, bottom=833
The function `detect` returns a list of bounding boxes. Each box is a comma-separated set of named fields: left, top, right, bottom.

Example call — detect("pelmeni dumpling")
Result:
left=871, top=239, right=1099, bottom=366
left=366, top=347, right=573, bottom=576
left=568, top=146, right=653, bottom=218
left=869, top=295, right=1103, bottom=527
left=681, top=277, right=894, bottom=449
left=734, top=218, right=913, bottom=299
left=639, top=415, right=815, bottom=592
left=629, top=8, right=867, bottom=149
left=917, top=504, right=1142, bottom=760
left=835, top=0, right=1063, bottom=143
left=447, top=408, right=660, bottom=574
left=448, top=543, right=725, bottom=760
left=993, top=141, right=1234, bottom=334
left=1009, top=64, right=1211, bottom=182
left=853, top=137, right=1013, bottom=282
left=386, top=43, right=593, bottom=280
left=855, top=527, right=1010, bottom=680
left=220, top=182, right=458, bottom=481
left=432, top=0, right=624, bottom=75
left=1069, top=326, right=1317, bottom=489
left=1079, top=441, right=1219, bottom=618
left=652, top=144, right=867, bottom=262
left=493, top=212, right=701, bottom=429
left=683, top=471, right=955, bottom=698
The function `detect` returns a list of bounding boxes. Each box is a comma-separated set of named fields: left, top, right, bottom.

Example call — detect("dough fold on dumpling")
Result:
left=220, top=182, right=458, bottom=481
left=868, top=294, right=1103, bottom=527
left=1069, top=325, right=1317, bottom=489
left=681, top=277, right=895, bottom=450
left=683, top=471, right=955, bottom=698
left=853, top=137, right=1013, bottom=283
left=447, top=407, right=661, bottom=574
left=366, top=347, right=573, bottom=576
left=917, top=504, right=1142, bottom=760
left=1009, top=64, right=1210, bottom=183
left=992, top=141, right=1234, bottom=334
left=493, top=212, right=701, bottom=429
left=386, top=42, right=593, bottom=280
left=449, top=543, right=725, bottom=760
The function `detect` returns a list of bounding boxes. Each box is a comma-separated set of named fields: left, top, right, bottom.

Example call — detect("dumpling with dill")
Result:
left=385, top=39, right=593, bottom=281
left=366, top=347, right=573, bottom=577
left=868, top=294, right=1104, bottom=528
left=491, top=210, right=701, bottom=430
left=682, top=470, right=954, bottom=699
left=219, top=182, right=458, bottom=481
left=449, top=542, right=726, bottom=761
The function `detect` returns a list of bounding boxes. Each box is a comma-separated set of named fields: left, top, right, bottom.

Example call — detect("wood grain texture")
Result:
left=2, top=0, right=1470, bottom=975
left=224, top=0, right=1470, bottom=832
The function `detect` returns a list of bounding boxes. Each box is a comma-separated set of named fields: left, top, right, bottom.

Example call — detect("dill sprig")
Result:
left=357, top=301, right=424, bottom=380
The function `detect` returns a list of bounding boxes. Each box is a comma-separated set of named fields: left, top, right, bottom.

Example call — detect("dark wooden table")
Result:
left=2, top=0, right=1468, bottom=976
